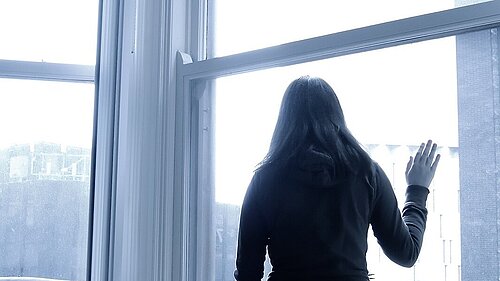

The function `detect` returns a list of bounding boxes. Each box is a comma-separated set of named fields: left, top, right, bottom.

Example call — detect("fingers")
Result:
left=414, top=142, right=425, bottom=162
left=406, top=140, right=441, bottom=187
left=426, top=142, right=437, bottom=165
left=415, top=140, right=438, bottom=165
left=431, top=153, right=441, bottom=172
left=405, top=156, right=413, bottom=175
left=422, top=140, right=432, bottom=159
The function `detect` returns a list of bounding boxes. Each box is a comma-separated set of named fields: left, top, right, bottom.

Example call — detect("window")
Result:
left=174, top=1, right=500, bottom=281
left=0, top=0, right=99, bottom=280
left=213, top=36, right=461, bottom=281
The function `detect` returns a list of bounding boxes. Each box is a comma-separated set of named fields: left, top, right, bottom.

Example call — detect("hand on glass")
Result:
left=405, top=140, right=441, bottom=188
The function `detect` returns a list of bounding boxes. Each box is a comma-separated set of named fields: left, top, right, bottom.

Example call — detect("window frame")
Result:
left=0, top=27, right=97, bottom=281
left=0, top=0, right=205, bottom=280
left=0, top=28, right=96, bottom=280
left=0, top=60, right=94, bottom=82
left=175, top=1, right=500, bottom=280
left=91, top=0, right=208, bottom=280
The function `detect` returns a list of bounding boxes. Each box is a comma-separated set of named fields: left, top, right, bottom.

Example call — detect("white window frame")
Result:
left=91, top=0, right=206, bottom=280
left=0, top=60, right=94, bottom=82
left=175, top=1, right=500, bottom=280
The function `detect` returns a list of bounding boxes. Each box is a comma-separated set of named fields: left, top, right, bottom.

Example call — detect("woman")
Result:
left=234, top=76, right=440, bottom=281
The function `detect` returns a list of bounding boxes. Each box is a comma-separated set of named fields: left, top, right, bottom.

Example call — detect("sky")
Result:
left=0, top=0, right=98, bottom=64
left=0, top=0, right=98, bottom=150
left=0, top=79, right=95, bottom=150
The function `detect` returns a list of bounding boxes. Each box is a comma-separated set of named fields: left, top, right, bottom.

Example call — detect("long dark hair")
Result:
left=258, top=75, right=373, bottom=177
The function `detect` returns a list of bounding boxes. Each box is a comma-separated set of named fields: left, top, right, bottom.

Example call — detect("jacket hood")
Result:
left=291, top=145, right=342, bottom=188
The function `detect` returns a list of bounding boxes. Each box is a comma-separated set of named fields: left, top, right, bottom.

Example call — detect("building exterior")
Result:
left=0, top=143, right=90, bottom=280
left=1, top=143, right=91, bottom=184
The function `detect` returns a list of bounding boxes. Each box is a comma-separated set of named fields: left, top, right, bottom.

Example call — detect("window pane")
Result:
left=0, top=0, right=99, bottom=64
left=211, top=0, right=490, bottom=57
left=0, top=78, right=94, bottom=280
left=213, top=29, right=497, bottom=280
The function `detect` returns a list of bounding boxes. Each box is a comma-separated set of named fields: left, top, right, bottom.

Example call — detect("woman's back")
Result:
left=233, top=76, right=439, bottom=281
left=254, top=149, right=374, bottom=280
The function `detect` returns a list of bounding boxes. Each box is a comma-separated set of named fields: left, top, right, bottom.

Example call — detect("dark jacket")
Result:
left=234, top=147, right=429, bottom=281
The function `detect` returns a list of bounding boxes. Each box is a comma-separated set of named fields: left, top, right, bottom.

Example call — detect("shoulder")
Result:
left=254, top=161, right=288, bottom=182
left=359, top=161, right=392, bottom=195
left=248, top=161, right=291, bottom=196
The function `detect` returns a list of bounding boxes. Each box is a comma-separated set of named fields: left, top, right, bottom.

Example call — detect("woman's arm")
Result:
left=234, top=173, right=268, bottom=281
left=370, top=140, right=440, bottom=267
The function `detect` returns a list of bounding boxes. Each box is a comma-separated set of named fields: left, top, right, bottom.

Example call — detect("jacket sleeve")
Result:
left=234, top=173, right=268, bottom=281
left=370, top=164, right=429, bottom=267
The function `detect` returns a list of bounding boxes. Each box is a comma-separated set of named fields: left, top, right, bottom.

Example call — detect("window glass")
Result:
left=0, top=78, right=94, bottom=280
left=211, top=0, right=490, bottom=57
left=214, top=34, right=467, bottom=280
left=0, top=0, right=99, bottom=64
